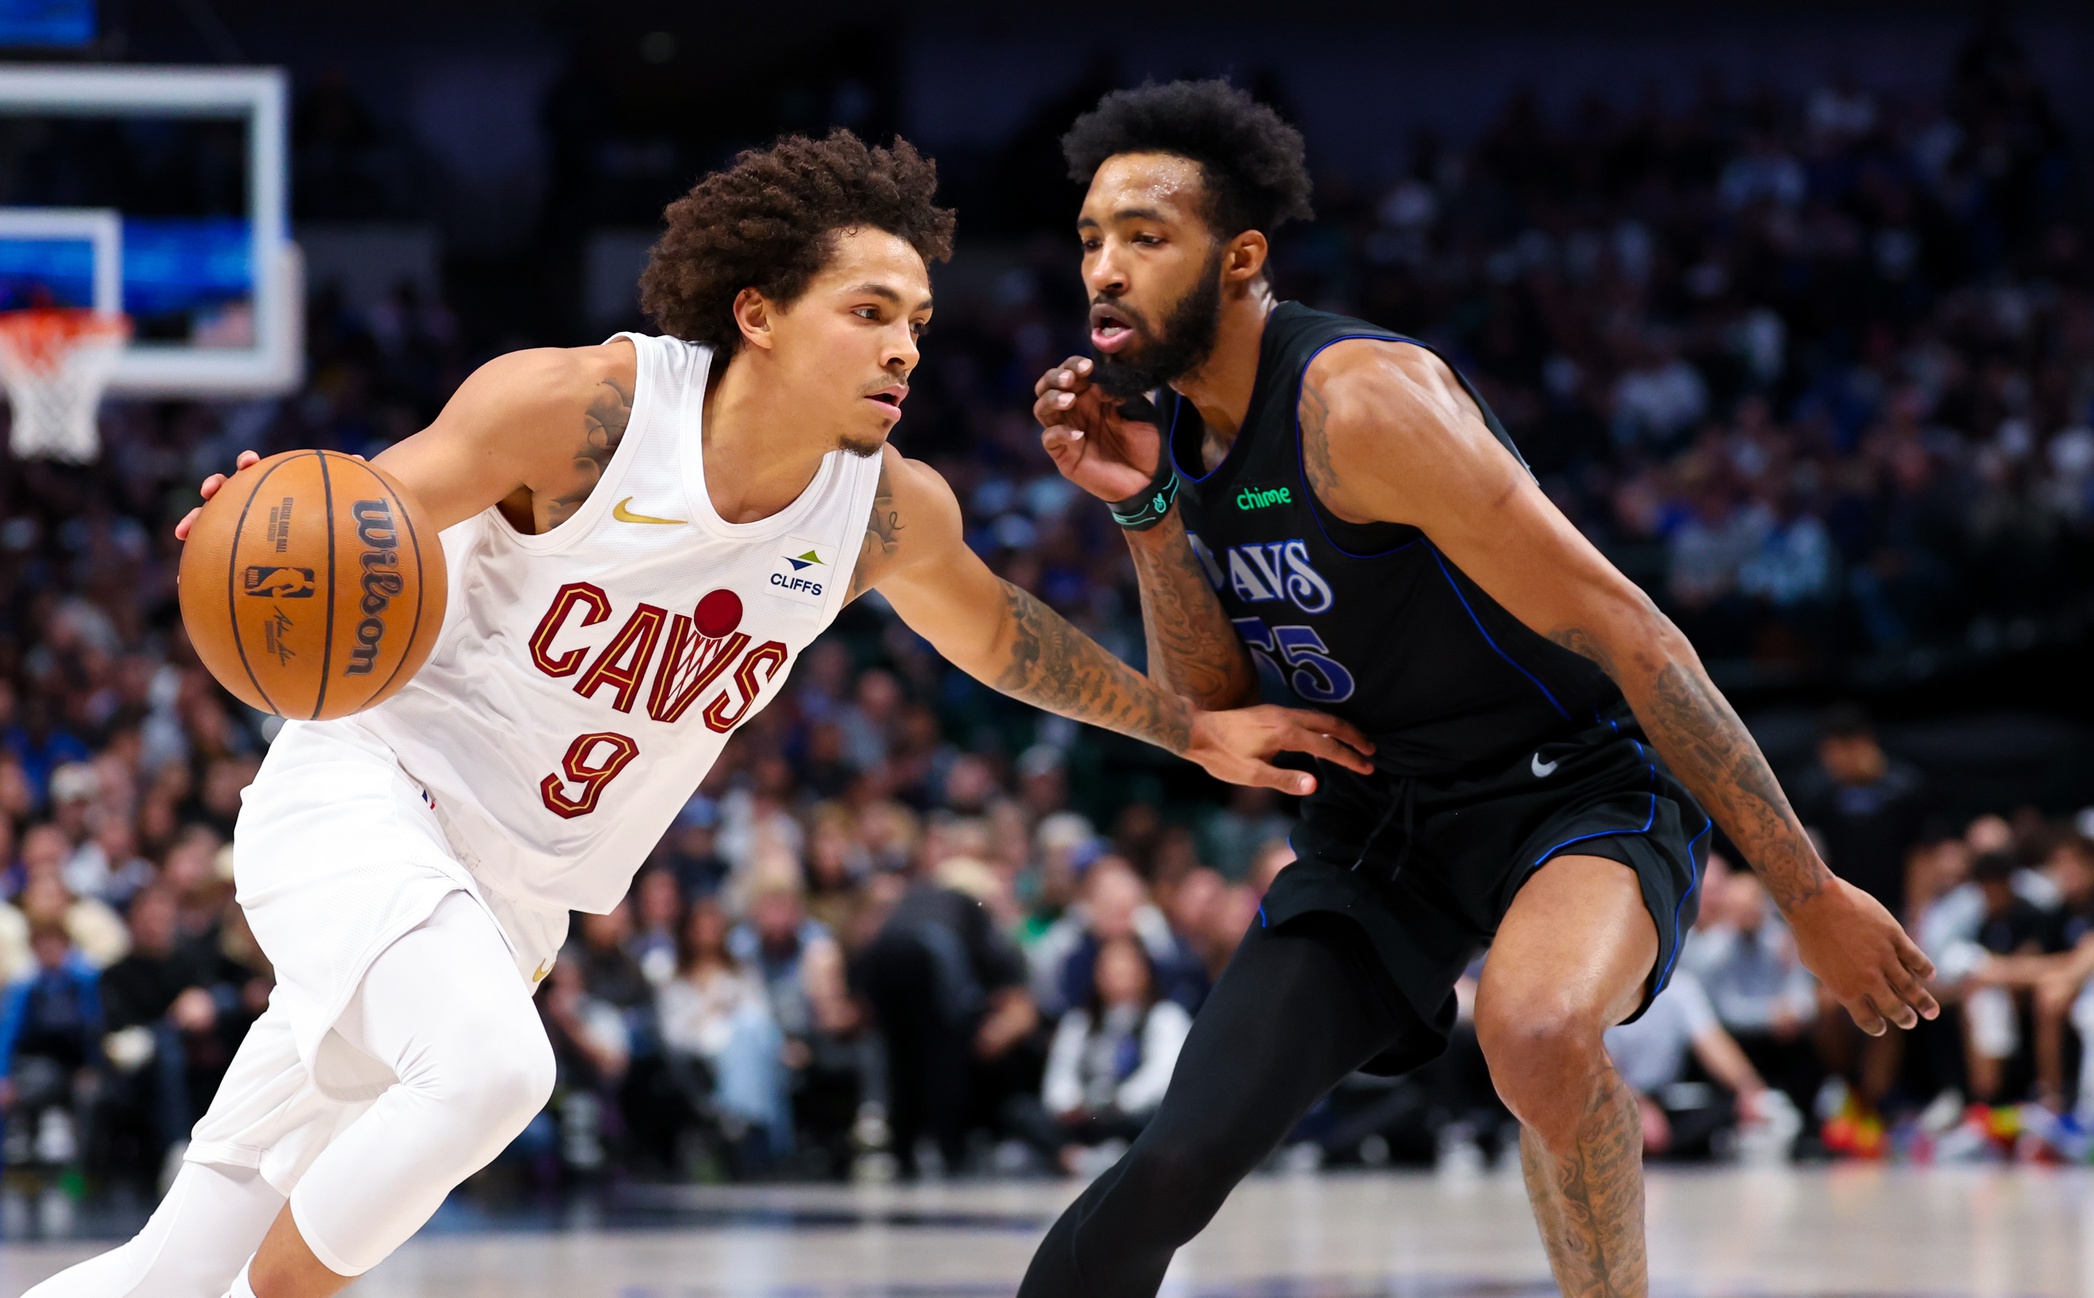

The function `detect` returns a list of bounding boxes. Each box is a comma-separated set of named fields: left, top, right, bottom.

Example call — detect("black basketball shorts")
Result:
left=1275, top=709, right=1711, bottom=1075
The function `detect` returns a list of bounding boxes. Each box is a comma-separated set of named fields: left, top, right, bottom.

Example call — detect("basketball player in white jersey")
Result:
left=30, top=132, right=1373, bottom=1298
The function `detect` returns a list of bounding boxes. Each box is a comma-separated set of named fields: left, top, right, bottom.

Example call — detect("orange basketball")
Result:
left=178, top=450, right=447, bottom=720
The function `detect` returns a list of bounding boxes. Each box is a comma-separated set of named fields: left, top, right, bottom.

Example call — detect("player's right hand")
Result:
left=173, top=448, right=261, bottom=541
left=1186, top=703, right=1377, bottom=797
left=1034, top=355, right=1163, bottom=503
left=1786, top=876, right=1940, bottom=1036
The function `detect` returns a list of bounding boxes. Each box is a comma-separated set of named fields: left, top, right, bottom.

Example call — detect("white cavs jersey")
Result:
left=332, top=331, right=878, bottom=915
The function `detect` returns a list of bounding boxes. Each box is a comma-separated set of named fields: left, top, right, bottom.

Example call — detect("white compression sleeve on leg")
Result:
left=21, top=1161, right=284, bottom=1298
left=286, top=891, right=554, bottom=1276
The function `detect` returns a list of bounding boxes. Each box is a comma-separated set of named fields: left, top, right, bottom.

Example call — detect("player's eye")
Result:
left=1080, top=237, right=1102, bottom=252
left=1134, top=233, right=1163, bottom=247
left=854, top=306, right=881, bottom=321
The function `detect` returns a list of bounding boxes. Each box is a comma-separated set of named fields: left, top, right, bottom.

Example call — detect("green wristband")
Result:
left=1109, top=465, right=1179, bottom=531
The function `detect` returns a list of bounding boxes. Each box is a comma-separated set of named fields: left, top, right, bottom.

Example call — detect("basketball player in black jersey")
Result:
left=1017, top=82, right=1939, bottom=1298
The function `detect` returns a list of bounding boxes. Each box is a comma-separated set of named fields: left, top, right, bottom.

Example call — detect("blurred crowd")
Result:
left=893, top=22, right=2094, bottom=690
left=0, top=24, right=2089, bottom=1202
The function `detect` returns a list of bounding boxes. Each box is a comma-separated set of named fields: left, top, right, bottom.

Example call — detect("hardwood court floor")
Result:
left=2, top=1165, right=2088, bottom=1297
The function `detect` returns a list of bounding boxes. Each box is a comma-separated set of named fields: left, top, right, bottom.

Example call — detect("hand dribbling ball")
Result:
left=178, top=450, right=447, bottom=720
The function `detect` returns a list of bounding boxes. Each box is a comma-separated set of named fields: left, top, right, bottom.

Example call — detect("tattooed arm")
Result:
left=364, top=339, right=640, bottom=534
left=1295, top=339, right=1939, bottom=1037
left=847, top=445, right=1373, bottom=793
left=1031, top=355, right=1261, bottom=708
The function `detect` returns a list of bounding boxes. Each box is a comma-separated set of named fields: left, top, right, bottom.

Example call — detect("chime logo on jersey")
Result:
left=1219, top=539, right=1335, bottom=615
left=766, top=535, right=831, bottom=606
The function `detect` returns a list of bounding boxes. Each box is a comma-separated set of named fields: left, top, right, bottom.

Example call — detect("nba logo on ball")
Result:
left=767, top=535, right=830, bottom=606
left=243, top=565, right=315, bottom=598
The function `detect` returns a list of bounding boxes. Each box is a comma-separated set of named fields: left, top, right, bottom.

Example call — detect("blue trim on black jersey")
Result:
left=1527, top=796, right=1659, bottom=869
left=1289, top=333, right=1426, bottom=560
left=1659, top=818, right=1716, bottom=988
left=1427, top=544, right=1572, bottom=720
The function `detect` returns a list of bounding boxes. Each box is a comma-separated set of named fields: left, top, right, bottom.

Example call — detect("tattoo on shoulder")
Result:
left=845, top=457, right=904, bottom=603
left=544, top=375, right=635, bottom=527
left=1300, top=379, right=1340, bottom=501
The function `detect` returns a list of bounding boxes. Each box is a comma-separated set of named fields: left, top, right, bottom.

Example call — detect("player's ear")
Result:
left=1223, top=230, right=1269, bottom=285
left=732, top=287, right=777, bottom=352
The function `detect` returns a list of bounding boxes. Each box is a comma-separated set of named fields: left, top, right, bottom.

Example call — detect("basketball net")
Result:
left=0, top=308, right=131, bottom=463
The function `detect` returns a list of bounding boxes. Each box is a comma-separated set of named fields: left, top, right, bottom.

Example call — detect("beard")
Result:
left=1091, top=248, right=1227, bottom=400
left=837, top=432, right=886, bottom=459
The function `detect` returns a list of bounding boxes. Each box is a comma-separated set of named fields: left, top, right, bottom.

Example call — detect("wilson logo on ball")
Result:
left=345, top=498, right=403, bottom=677
left=243, top=566, right=315, bottom=598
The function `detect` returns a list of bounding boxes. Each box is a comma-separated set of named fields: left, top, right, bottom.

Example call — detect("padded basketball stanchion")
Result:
left=0, top=307, right=131, bottom=463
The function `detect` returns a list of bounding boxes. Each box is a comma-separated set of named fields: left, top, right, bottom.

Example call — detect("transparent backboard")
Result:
left=0, top=65, right=301, bottom=396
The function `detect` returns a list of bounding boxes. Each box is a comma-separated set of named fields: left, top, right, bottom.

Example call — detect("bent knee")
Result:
left=476, top=1029, right=557, bottom=1126
left=1112, top=1135, right=1243, bottom=1236
left=403, top=1024, right=555, bottom=1133
left=1475, top=996, right=1612, bottom=1112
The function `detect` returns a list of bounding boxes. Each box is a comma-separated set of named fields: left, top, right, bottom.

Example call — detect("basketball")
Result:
left=178, top=450, right=446, bottom=720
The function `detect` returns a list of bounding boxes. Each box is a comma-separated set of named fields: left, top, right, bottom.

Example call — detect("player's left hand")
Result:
left=1785, top=876, right=1939, bottom=1035
left=1186, top=705, right=1376, bottom=795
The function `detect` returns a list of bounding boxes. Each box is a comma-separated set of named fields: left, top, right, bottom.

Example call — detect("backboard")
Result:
left=0, top=64, right=301, bottom=396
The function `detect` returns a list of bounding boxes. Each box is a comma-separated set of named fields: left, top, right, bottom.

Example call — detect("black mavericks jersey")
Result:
left=1169, top=302, right=1623, bottom=778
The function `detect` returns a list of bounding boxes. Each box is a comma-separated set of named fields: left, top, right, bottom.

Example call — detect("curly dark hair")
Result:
left=640, top=129, right=956, bottom=354
left=1062, top=79, right=1313, bottom=238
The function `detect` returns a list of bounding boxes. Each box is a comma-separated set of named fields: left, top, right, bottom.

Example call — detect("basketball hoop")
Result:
left=0, top=308, right=130, bottom=463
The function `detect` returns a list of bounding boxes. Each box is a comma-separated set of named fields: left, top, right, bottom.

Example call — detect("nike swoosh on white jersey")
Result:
left=1531, top=752, right=1559, bottom=778
left=613, top=497, right=687, bottom=525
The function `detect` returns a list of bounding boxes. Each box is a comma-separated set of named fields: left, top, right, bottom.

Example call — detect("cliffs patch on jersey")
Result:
left=767, top=535, right=832, bottom=607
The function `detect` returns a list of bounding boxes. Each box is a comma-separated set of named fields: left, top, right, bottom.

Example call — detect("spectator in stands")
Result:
left=1793, top=708, right=1935, bottom=1135
left=1794, top=705, right=1930, bottom=923
left=1960, top=850, right=2056, bottom=1103
left=159, top=826, right=230, bottom=947
left=1683, top=864, right=1820, bottom=1115
left=538, top=957, right=630, bottom=1175
left=1602, top=970, right=1782, bottom=1159
left=574, top=904, right=653, bottom=1016
left=803, top=806, right=875, bottom=947
left=1160, top=867, right=1224, bottom=990
left=0, top=917, right=102, bottom=1168
left=18, top=867, right=126, bottom=971
left=1033, top=858, right=1191, bottom=1018
left=92, top=887, right=231, bottom=1184
left=1019, top=811, right=1097, bottom=948
left=70, top=810, right=154, bottom=912
left=656, top=897, right=789, bottom=1167
left=733, top=875, right=832, bottom=1017
left=1967, top=833, right=2094, bottom=1116
left=856, top=857, right=1036, bottom=1177
left=655, top=797, right=728, bottom=901
left=629, top=868, right=682, bottom=988
left=1015, top=936, right=1191, bottom=1174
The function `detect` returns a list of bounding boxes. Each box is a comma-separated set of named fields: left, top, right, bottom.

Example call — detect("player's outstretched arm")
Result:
left=1300, top=340, right=1939, bottom=1038
left=848, top=446, right=1373, bottom=795
left=174, top=343, right=638, bottom=540
left=1034, top=356, right=1260, bottom=709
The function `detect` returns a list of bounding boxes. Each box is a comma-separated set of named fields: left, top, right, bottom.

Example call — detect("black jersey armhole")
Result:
left=1290, top=334, right=1426, bottom=560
